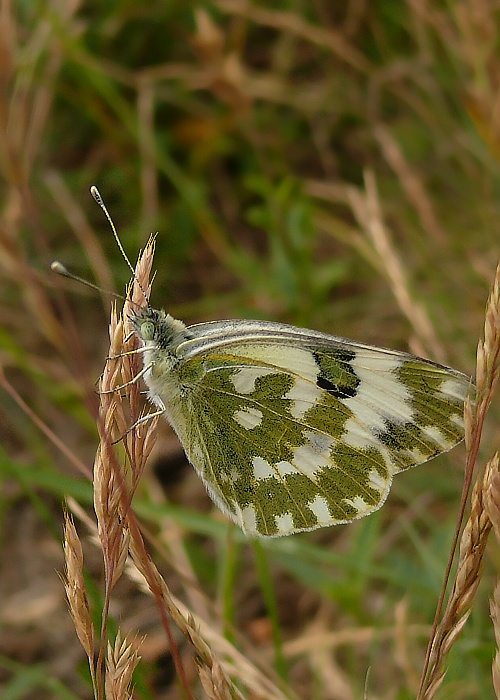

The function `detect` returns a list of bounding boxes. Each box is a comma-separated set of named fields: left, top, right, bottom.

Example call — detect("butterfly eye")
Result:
left=140, top=321, right=155, bottom=340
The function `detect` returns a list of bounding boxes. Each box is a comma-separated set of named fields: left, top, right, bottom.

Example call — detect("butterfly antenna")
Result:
left=51, top=261, right=125, bottom=300
left=90, top=185, right=149, bottom=305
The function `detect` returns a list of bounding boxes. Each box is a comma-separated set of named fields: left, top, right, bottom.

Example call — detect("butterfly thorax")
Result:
left=130, top=307, right=192, bottom=406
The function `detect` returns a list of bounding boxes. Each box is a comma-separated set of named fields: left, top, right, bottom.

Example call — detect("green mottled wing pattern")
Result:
left=167, top=337, right=469, bottom=537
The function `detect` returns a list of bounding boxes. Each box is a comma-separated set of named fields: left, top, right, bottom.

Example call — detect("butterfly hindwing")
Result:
left=178, top=354, right=390, bottom=536
left=146, top=325, right=470, bottom=537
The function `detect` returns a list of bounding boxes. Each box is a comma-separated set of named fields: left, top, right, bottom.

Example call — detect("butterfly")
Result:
left=130, top=306, right=471, bottom=537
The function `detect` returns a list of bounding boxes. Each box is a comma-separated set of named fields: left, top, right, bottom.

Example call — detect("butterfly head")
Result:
left=130, top=307, right=188, bottom=351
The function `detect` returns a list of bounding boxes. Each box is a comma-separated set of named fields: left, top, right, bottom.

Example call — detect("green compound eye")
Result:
left=140, top=321, right=155, bottom=340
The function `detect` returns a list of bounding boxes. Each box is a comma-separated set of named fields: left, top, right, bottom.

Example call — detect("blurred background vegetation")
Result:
left=0, top=1, right=499, bottom=698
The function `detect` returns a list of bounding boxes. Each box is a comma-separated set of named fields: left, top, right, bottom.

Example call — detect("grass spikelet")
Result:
left=115, top=235, right=159, bottom=486
left=485, top=454, right=500, bottom=542
left=94, top=236, right=156, bottom=585
left=63, top=513, right=94, bottom=659
left=93, top=303, right=131, bottom=594
left=197, top=655, right=234, bottom=700
left=57, top=240, right=161, bottom=699
left=105, top=631, right=141, bottom=700
left=63, top=512, right=99, bottom=697
left=465, top=260, right=500, bottom=479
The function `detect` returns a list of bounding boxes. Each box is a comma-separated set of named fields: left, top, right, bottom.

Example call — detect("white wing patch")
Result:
left=421, top=425, right=449, bottom=449
left=274, top=460, right=298, bottom=476
left=230, top=367, right=275, bottom=394
left=252, top=456, right=275, bottom=480
left=274, top=512, right=295, bottom=533
left=343, top=495, right=369, bottom=514
left=234, top=344, right=320, bottom=378
left=341, top=354, right=412, bottom=448
left=369, top=468, right=388, bottom=492
left=307, top=495, right=332, bottom=523
left=251, top=430, right=335, bottom=484
left=286, top=380, right=323, bottom=419
left=451, top=413, right=465, bottom=429
left=439, top=377, right=469, bottom=401
left=241, top=505, right=258, bottom=532
left=305, top=431, right=335, bottom=453
left=292, top=443, right=331, bottom=474
left=234, top=407, right=263, bottom=430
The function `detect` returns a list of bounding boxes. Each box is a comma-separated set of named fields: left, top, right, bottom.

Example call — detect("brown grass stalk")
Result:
left=94, top=237, right=246, bottom=699
left=417, top=457, right=495, bottom=699
left=127, top=549, right=294, bottom=700
left=485, top=455, right=500, bottom=699
left=214, top=0, right=372, bottom=73
left=417, top=260, right=500, bottom=698
left=492, top=578, right=500, bottom=699
left=373, top=125, right=448, bottom=247
left=90, top=236, right=193, bottom=699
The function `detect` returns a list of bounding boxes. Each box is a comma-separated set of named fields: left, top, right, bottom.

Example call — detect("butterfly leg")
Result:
left=99, top=361, right=154, bottom=394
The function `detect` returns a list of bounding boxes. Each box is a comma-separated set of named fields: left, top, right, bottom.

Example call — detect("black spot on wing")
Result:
left=316, top=374, right=350, bottom=397
left=313, top=348, right=360, bottom=399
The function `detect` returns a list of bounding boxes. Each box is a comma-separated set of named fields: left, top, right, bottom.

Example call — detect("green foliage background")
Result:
left=1, top=2, right=499, bottom=698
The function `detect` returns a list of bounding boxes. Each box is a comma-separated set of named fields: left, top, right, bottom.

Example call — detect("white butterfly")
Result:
left=130, top=306, right=470, bottom=537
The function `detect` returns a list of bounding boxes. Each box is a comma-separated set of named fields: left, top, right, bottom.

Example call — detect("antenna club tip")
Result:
left=90, top=185, right=102, bottom=204
left=51, top=260, right=69, bottom=276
